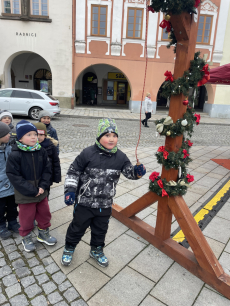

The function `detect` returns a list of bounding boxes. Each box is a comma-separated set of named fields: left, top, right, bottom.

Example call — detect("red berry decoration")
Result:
left=183, top=100, right=189, bottom=106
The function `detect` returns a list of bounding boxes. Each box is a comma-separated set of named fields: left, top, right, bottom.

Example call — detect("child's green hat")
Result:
left=97, top=118, right=118, bottom=141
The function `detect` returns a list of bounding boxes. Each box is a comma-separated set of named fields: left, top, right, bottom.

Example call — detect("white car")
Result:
left=0, top=88, right=60, bottom=120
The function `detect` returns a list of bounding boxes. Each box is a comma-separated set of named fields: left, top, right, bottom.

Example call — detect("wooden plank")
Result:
left=155, top=197, right=172, bottom=240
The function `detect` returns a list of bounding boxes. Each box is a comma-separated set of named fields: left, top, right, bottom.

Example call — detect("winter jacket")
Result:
left=45, top=123, right=59, bottom=155
left=40, top=137, right=61, bottom=185
left=9, top=123, right=17, bottom=145
left=65, top=144, right=139, bottom=209
left=0, top=143, right=14, bottom=198
left=144, top=97, right=152, bottom=113
left=6, top=144, right=52, bottom=204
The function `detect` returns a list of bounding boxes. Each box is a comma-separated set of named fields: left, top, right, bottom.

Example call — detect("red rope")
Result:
left=135, top=0, right=149, bottom=163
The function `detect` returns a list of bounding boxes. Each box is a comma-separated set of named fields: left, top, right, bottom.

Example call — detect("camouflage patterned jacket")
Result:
left=64, top=144, right=138, bottom=208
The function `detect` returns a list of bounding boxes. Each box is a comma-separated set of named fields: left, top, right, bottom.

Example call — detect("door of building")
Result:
left=117, top=82, right=126, bottom=104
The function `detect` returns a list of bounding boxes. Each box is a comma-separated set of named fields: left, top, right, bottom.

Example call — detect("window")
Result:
left=127, top=8, right=143, bottom=39
left=197, top=15, right=212, bottom=44
left=3, top=0, right=20, bottom=14
left=31, top=0, right=48, bottom=16
left=31, top=92, right=44, bottom=99
left=0, top=90, right=13, bottom=97
left=91, top=5, right=107, bottom=36
left=12, top=90, right=32, bottom=98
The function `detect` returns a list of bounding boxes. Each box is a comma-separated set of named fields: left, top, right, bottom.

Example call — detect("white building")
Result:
left=0, top=0, right=72, bottom=108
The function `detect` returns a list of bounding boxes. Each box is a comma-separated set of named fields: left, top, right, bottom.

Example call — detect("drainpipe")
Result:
left=71, top=0, right=76, bottom=109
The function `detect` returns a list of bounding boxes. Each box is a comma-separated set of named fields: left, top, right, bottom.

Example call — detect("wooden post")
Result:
left=112, top=8, right=230, bottom=300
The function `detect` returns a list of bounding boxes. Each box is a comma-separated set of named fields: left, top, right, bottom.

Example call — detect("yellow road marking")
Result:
left=173, top=180, right=230, bottom=243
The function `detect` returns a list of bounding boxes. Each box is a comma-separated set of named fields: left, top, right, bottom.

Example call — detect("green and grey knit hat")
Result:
left=96, top=118, right=118, bottom=141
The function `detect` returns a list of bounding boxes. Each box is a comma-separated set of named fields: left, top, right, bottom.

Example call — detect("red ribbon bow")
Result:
left=194, top=114, right=201, bottom=125
left=194, top=0, right=201, bottom=8
left=159, top=20, right=172, bottom=33
left=147, top=6, right=155, bottom=13
left=186, top=174, right=194, bottom=183
left=163, top=150, right=169, bottom=160
left=187, top=140, right=193, bottom=147
left=149, top=172, right=160, bottom=182
left=157, top=146, right=165, bottom=152
left=157, top=179, right=164, bottom=189
left=162, top=189, right=169, bottom=198
left=183, top=149, right=190, bottom=159
left=164, top=71, right=174, bottom=82
left=197, top=64, right=210, bottom=87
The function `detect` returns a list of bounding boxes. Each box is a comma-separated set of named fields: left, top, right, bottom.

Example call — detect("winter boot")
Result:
left=0, top=224, right=12, bottom=240
left=8, top=220, right=20, bottom=233
left=37, top=228, right=57, bottom=246
left=90, top=246, right=109, bottom=267
left=61, top=245, right=75, bottom=266
left=22, top=233, right=36, bottom=252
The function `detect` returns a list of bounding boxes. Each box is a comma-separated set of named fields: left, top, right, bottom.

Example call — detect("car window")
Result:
left=46, top=94, right=57, bottom=101
left=12, top=90, right=32, bottom=99
left=0, top=90, right=13, bottom=97
left=31, top=92, right=44, bottom=99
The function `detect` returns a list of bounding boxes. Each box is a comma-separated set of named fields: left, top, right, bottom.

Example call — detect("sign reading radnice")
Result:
left=16, top=32, right=37, bottom=37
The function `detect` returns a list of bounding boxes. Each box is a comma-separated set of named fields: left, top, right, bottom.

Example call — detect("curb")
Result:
left=58, top=114, right=230, bottom=126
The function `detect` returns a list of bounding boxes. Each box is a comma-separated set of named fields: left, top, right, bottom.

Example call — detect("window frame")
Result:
left=30, top=0, right=49, bottom=17
left=126, top=7, right=143, bottom=40
left=2, top=0, right=21, bottom=15
left=91, top=5, right=107, bottom=37
left=196, top=14, right=213, bottom=45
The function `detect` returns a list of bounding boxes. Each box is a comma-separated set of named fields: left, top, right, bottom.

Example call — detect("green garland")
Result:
left=167, top=28, right=177, bottom=53
left=149, top=0, right=199, bottom=15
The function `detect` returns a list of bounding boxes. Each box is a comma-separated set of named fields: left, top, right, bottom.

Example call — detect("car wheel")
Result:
left=29, top=107, right=42, bottom=120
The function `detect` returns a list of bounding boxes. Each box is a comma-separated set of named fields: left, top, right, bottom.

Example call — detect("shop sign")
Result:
left=108, top=72, right=127, bottom=80
left=16, top=32, right=37, bottom=37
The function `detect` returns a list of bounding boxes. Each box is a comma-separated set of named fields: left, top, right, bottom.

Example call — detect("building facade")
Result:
left=73, top=0, right=230, bottom=116
left=0, top=0, right=72, bottom=107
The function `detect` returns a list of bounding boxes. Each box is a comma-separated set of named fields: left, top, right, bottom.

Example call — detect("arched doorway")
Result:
left=194, top=85, right=208, bottom=109
left=34, top=69, right=52, bottom=94
left=157, top=82, right=168, bottom=109
left=82, top=72, right=97, bottom=105
left=11, top=69, right=15, bottom=88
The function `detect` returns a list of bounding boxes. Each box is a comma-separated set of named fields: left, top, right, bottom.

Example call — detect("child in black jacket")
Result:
left=6, top=120, right=57, bottom=252
left=61, top=118, right=146, bottom=267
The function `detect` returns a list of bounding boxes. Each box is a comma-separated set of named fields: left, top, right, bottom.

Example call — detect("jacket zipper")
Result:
left=31, top=153, right=37, bottom=187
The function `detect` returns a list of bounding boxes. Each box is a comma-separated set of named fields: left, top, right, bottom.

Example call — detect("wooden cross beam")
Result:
left=112, top=10, right=230, bottom=300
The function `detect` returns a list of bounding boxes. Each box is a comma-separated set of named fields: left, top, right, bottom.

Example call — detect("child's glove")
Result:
left=134, top=164, right=146, bottom=178
left=65, top=192, right=75, bottom=205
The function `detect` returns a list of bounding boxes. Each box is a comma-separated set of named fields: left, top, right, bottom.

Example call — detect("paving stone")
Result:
left=193, top=287, right=230, bottom=306
left=87, top=266, right=154, bottom=306
left=22, top=251, right=35, bottom=259
left=139, top=295, right=165, bottom=306
left=25, top=283, right=42, bottom=298
left=2, top=274, right=18, bottom=287
left=15, top=267, right=31, bottom=278
left=42, top=281, right=57, bottom=294
left=14, top=236, right=22, bottom=245
left=58, top=280, right=72, bottom=292
left=8, top=251, right=21, bottom=261
left=46, top=262, right=60, bottom=274
left=150, top=263, right=204, bottom=306
left=1, top=238, right=14, bottom=247
left=20, top=276, right=36, bottom=288
left=10, top=294, right=29, bottom=306
left=0, top=265, right=12, bottom=278
left=0, top=293, right=7, bottom=304
left=0, top=251, right=3, bottom=258
left=12, top=258, right=25, bottom=269
left=63, top=287, right=80, bottom=302
left=32, top=265, right=46, bottom=275
left=18, top=244, right=24, bottom=251
left=28, top=257, right=39, bottom=268
left=48, top=291, right=63, bottom=304
left=6, top=283, right=21, bottom=298
left=31, top=295, right=47, bottom=306
left=54, top=302, right=69, bottom=306
left=37, top=248, right=50, bottom=259
left=35, top=273, right=49, bottom=285
left=203, top=216, right=230, bottom=244
left=0, top=258, right=6, bottom=267
left=52, top=271, right=67, bottom=285
left=42, top=256, right=54, bottom=266
left=4, top=244, right=17, bottom=253
left=71, top=300, right=88, bottom=306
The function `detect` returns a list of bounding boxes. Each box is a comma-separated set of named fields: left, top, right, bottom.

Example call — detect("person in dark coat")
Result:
left=34, top=123, right=61, bottom=192
left=38, top=110, right=59, bottom=154
left=6, top=120, right=57, bottom=253
left=61, top=118, right=146, bottom=268
left=0, top=110, right=17, bottom=145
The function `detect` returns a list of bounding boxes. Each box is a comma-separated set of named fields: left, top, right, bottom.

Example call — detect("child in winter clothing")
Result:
left=142, top=93, right=153, bottom=128
left=61, top=118, right=146, bottom=267
left=0, top=122, right=20, bottom=239
left=0, top=110, right=17, bottom=144
left=34, top=122, right=61, bottom=191
left=6, top=120, right=57, bottom=252
left=38, top=110, right=59, bottom=154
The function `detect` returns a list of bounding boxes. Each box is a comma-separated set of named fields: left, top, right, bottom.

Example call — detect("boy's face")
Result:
left=20, top=131, right=38, bottom=146
left=0, top=133, right=10, bottom=144
left=1, top=116, right=11, bottom=125
left=37, top=134, right=46, bottom=143
left=41, top=116, right=51, bottom=124
left=100, top=133, right=118, bottom=150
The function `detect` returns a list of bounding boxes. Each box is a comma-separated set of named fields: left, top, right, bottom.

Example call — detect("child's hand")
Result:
left=65, top=192, right=75, bottom=205
left=39, top=188, right=44, bottom=194
left=134, top=164, right=146, bottom=178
